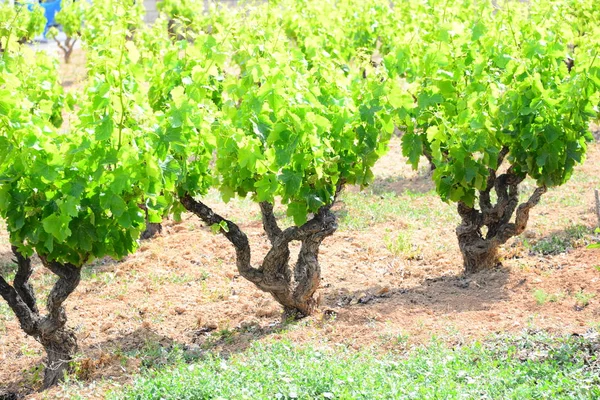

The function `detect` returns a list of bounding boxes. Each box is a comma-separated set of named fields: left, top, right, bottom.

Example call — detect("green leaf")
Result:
left=219, top=220, right=229, bottom=233
left=279, top=170, right=302, bottom=198
left=210, top=220, right=229, bottom=234
left=401, top=133, right=423, bottom=169
left=287, top=201, right=308, bottom=226
left=42, top=214, right=72, bottom=242
left=96, top=115, right=114, bottom=141
left=388, top=86, right=415, bottom=110
left=58, top=196, right=79, bottom=217
left=471, top=21, right=486, bottom=41
left=238, top=139, right=263, bottom=171
left=254, top=174, right=278, bottom=202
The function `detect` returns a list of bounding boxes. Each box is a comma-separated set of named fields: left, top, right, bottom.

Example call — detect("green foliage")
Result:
left=157, top=0, right=204, bottom=22
left=0, top=0, right=390, bottom=268
left=4, top=0, right=593, bottom=265
left=389, top=0, right=598, bottom=207
left=0, top=5, right=160, bottom=266
left=52, top=0, right=89, bottom=39
left=385, top=230, right=421, bottom=259
left=80, top=0, right=145, bottom=48
left=212, top=51, right=392, bottom=224
left=276, top=0, right=395, bottom=64
left=138, top=0, right=394, bottom=226
left=588, top=228, right=600, bottom=249
left=110, top=332, right=600, bottom=399
left=0, top=3, right=45, bottom=47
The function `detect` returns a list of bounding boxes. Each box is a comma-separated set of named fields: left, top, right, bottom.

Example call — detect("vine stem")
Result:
left=116, top=38, right=126, bottom=152
left=2, top=8, right=22, bottom=56
left=595, top=189, right=600, bottom=229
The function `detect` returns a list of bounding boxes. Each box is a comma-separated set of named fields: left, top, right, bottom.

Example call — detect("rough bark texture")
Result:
left=456, top=148, right=547, bottom=273
left=39, top=327, right=79, bottom=388
left=38, top=258, right=81, bottom=388
left=181, top=191, right=340, bottom=318
left=0, top=249, right=81, bottom=389
left=12, top=246, right=38, bottom=315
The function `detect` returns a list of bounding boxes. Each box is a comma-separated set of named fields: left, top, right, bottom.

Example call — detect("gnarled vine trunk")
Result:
left=53, top=36, right=77, bottom=64
left=0, top=248, right=81, bottom=389
left=180, top=193, right=339, bottom=318
left=456, top=148, right=546, bottom=273
left=39, top=327, right=79, bottom=388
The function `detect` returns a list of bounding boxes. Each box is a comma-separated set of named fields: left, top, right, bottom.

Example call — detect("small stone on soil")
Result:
left=455, top=278, right=471, bottom=289
left=174, top=307, right=186, bottom=315
left=375, top=285, right=391, bottom=296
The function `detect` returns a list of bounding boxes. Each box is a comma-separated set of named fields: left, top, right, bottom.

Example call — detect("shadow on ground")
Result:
left=322, top=268, right=511, bottom=316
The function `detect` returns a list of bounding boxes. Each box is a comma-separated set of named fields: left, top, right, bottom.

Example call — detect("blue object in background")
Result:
left=40, top=0, right=62, bottom=34
left=24, top=0, right=62, bottom=35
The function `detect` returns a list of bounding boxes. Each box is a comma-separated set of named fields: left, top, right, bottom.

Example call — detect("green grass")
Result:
left=233, top=189, right=456, bottom=233
left=532, top=289, right=565, bottom=305
left=574, top=290, right=595, bottom=308
left=338, top=190, right=456, bottom=231
left=384, top=230, right=421, bottom=259
left=529, top=224, right=591, bottom=255
left=109, top=331, right=600, bottom=400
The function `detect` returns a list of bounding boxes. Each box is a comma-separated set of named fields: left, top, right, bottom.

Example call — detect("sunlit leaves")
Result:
left=396, top=0, right=598, bottom=205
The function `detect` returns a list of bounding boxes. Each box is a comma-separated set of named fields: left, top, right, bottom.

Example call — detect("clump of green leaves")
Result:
left=157, top=0, right=203, bottom=21
left=385, top=231, right=421, bottom=259
left=0, top=3, right=45, bottom=50
left=588, top=228, right=600, bottom=249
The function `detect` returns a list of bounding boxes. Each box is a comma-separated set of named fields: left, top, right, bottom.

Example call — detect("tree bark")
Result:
left=39, top=327, right=78, bottom=388
left=167, top=18, right=187, bottom=41
left=37, top=258, right=81, bottom=388
left=422, top=143, right=436, bottom=171
left=456, top=159, right=546, bottom=273
left=12, top=246, right=38, bottom=315
left=53, top=37, right=76, bottom=64
left=181, top=193, right=339, bottom=318
left=0, top=248, right=81, bottom=389
left=456, top=206, right=500, bottom=273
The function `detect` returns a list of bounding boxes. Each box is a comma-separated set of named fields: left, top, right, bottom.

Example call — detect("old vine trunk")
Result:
left=456, top=151, right=546, bottom=273
left=0, top=248, right=81, bottom=388
left=180, top=193, right=339, bottom=318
